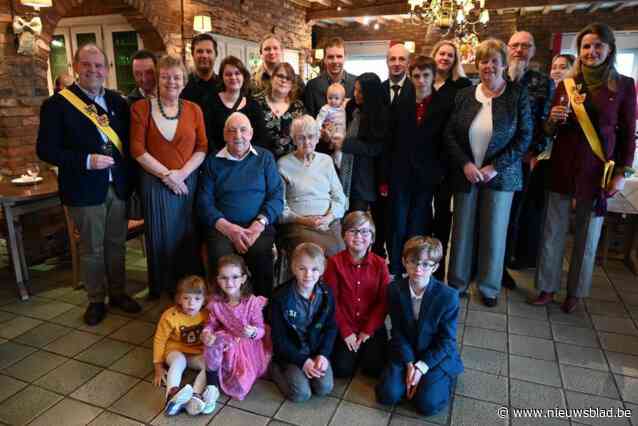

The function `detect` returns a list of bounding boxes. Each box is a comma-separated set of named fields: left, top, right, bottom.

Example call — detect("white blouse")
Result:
left=468, top=84, right=493, bottom=167
left=151, top=98, right=178, bottom=142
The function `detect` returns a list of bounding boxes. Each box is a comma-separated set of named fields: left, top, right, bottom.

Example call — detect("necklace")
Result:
left=158, top=98, right=181, bottom=120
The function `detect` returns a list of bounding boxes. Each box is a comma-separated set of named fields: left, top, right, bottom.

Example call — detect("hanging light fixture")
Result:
left=193, top=14, right=212, bottom=33
left=20, top=0, right=52, bottom=9
left=408, top=0, right=489, bottom=38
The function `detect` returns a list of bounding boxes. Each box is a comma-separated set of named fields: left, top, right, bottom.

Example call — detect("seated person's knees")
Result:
left=287, top=387, right=312, bottom=403
left=312, top=381, right=333, bottom=397
left=414, top=395, right=447, bottom=417
left=375, top=383, right=402, bottom=406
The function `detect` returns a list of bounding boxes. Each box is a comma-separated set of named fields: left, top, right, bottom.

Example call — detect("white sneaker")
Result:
left=164, top=384, right=193, bottom=416
left=185, top=393, right=206, bottom=416
left=201, top=385, right=220, bottom=415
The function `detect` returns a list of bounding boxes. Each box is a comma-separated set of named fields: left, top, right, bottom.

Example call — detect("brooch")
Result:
left=96, top=114, right=110, bottom=127
left=572, top=83, right=586, bottom=105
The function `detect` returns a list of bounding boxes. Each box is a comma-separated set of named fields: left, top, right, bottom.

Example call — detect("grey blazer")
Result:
left=443, top=81, right=532, bottom=193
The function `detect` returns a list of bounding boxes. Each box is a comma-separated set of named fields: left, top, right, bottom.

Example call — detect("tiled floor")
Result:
left=0, top=245, right=637, bottom=425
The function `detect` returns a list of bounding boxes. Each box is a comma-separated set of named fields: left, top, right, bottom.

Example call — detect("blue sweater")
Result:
left=197, top=146, right=284, bottom=228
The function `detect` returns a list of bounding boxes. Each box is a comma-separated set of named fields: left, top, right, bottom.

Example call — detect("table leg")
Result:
left=14, top=222, right=30, bottom=283
left=2, top=206, right=30, bottom=300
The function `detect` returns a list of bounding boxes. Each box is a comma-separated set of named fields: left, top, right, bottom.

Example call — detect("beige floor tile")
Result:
left=389, top=413, right=441, bottom=425
left=552, top=323, right=600, bottom=347
left=0, top=384, right=62, bottom=425
left=615, top=374, right=638, bottom=404
left=71, top=370, right=139, bottom=407
left=462, top=346, right=508, bottom=376
left=343, top=373, right=391, bottom=412
left=607, top=352, right=638, bottom=378
left=586, top=300, right=629, bottom=318
left=88, top=411, right=144, bottom=426
left=2, top=350, right=68, bottom=382
left=456, top=369, right=508, bottom=404
left=509, top=334, right=556, bottom=361
left=13, top=322, right=72, bottom=347
left=228, top=379, right=285, bottom=417
left=74, top=337, right=134, bottom=367
left=0, top=316, right=43, bottom=339
left=29, top=398, right=103, bottom=426
left=565, top=391, right=627, bottom=426
left=509, top=301, right=548, bottom=321
left=209, top=406, right=270, bottom=426
left=556, top=343, right=609, bottom=371
left=109, top=320, right=156, bottom=344
left=463, top=326, right=507, bottom=352
left=44, top=330, right=103, bottom=357
left=150, top=402, right=221, bottom=426
left=450, top=395, right=506, bottom=426
left=0, top=374, right=28, bottom=403
left=510, top=378, right=566, bottom=409
left=508, top=316, right=552, bottom=339
left=35, top=358, right=103, bottom=395
left=275, top=395, right=340, bottom=426
left=329, top=401, right=391, bottom=426
left=509, top=355, right=562, bottom=386
left=465, top=310, right=507, bottom=331
left=109, top=347, right=154, bottom=378
left=0, top=341, right=37, bottom=369
left=592, top=315, right=638, bottom=335
left=560, top=364, right=619, bottom=398
left=1, top=297, right=75, bottom=320
left=110, top=380, right=164, bottom=422
left=78, top=313, right=130, bottom=336
left=600, top=333, right=638, bottom=356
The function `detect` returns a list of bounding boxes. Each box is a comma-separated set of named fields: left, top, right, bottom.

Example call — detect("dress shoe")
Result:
left=84, top=302, right=106, bottom=326
left=529, top=291, right=555, bottom=306
left=481, top=294, right=498, bottom=308
left=561, top=296, right=579, bottom=314
left=502, top=270, right=517, bottom=290
left=110, top=294, right=142, bottom=314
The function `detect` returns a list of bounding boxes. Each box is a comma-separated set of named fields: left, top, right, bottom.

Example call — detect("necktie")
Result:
left=391, top=84, right=401, bottom=102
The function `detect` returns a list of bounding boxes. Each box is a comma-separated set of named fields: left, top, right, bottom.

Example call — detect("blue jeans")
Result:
left=375, top=361, right=453, bottom=416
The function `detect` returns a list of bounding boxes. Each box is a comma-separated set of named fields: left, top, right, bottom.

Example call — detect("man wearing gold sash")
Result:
left=37, top=43, right=141, bottom=325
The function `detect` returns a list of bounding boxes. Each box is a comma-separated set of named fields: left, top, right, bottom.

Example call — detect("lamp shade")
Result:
left=315, top=48, right=324, bottom=60
left=20, top=0, right=52, bottom=8
left=404, top=41, right=416, bottom=53
left=193, top=15, right=212, bottom=33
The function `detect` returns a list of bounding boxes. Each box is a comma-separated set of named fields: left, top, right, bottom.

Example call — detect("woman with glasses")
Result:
left=255, top=62, right=306, bottom=159
left=204, top=56, right=267, bottom=153
left=130, top=55, right=208, bottom=298
left=323, top=211, right=391, bottom=378
left=277, top=115, right=346, bottom=257
left=444, top=39, right=532, bottom=307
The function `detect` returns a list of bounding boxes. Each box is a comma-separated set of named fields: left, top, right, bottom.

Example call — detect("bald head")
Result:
left=387, top=43, right=410, bottom=82
left=224, top=112, right=253, bottom=158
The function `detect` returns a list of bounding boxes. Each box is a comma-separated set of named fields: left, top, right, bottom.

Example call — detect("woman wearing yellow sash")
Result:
left=531, top=23, right=636, bottom=313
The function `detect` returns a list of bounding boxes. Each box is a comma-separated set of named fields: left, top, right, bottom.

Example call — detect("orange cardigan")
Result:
left=130, top=99, right=208, bottom=170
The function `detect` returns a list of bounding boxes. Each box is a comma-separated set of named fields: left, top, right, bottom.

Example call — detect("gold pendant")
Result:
left=85, top=104, right=98, bottom=115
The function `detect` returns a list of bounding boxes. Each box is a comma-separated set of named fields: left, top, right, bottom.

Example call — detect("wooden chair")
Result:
left=62, top=206, right=146, bottom=289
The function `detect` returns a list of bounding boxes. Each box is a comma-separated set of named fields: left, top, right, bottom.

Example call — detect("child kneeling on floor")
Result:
left=375, top=236, right=463, bottom=416
left=202, top=255, right=271, bottom=400
left=153, top=275, right=219, bottom=416
left=270, top=242, right=338, bottom=402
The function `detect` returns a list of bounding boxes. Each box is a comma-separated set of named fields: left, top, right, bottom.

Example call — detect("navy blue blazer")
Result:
left=270, top=279, right=338, bottom=368
left=388, top=278, right=463, bottom=377
left=37, top=83, right=133, bottom=206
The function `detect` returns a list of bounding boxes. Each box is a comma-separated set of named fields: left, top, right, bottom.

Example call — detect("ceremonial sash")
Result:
left=59, top=88, right=123, bottom=155
left=562, top=78, right=615, bottom=189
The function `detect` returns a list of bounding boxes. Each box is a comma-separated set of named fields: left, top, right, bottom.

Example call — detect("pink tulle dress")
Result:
left=203, top=295, right=272, bottom=400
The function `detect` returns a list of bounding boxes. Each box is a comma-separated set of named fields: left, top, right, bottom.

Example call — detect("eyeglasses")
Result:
left=508, top=43, right=533, bottom=51
left=274, top=73, right=293, bottom=81
left=346, top=228, right=372, bottom=237
left=406, top=259, right=438, bottom=269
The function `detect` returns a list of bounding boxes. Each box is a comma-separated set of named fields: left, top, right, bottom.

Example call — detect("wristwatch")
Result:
left=256, top=215, right=268, bottom=227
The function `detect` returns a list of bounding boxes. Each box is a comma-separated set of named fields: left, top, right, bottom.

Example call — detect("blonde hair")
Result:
left=402, top=236, right=443, bottom=264
left=326, top=82, right=345, bottom=99
left=431, top=40, right=467, bottom=81
left=176, top=275, right=208, bottom=301
left=156, top=54, right=189, bottom=88
left=475, top=38, right=508, bottom=69
left=213, top=254, right=252, bottom=301
left=291, top=242, right=326, bottom=269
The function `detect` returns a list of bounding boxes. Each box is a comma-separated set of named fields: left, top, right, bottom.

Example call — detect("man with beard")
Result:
left=502, top=31, right=554, bottom=289
left=181, top=33, right=218, bottom=114
left=304, top=37, right=357, bottom=117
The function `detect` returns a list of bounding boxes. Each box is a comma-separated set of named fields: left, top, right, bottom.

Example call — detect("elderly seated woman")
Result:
left=277, top=115, right=347, bottom=257
left=197, top=112, right=284, bottom=299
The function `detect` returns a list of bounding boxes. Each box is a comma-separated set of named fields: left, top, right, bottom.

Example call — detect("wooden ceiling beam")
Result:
left=588, top=2, right=603, bottom=13
left=613, top=1, right=635, bottom=12
left=542, top=5, right=551, bottom=14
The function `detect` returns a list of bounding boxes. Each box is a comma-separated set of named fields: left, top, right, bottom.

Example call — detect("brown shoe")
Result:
left=561, top=296, right=579, bottom=314
left=529, top=291, right=554, bottom=306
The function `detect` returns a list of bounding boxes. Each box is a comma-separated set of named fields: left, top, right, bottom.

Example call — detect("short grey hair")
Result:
left=290, top=115, right=320, bottom=140
left=224, top=112, right=251, bottom=130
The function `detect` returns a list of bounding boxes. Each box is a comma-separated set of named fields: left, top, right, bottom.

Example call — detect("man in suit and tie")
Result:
left=37, top=43, right=141, bottom=326
left=376, top=236, right=463, bottom=415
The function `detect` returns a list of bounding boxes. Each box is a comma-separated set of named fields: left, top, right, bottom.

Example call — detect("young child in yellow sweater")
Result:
left=153, top=276, right=219, bottom=416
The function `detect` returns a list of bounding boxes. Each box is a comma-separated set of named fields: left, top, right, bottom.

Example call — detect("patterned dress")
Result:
left=203, top=295, right=272, bottom=400
left=255, top=94, right=306, bottom=159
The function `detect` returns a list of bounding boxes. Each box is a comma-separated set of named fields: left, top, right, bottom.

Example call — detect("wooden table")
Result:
left=0, top=172, right=60, bottom=300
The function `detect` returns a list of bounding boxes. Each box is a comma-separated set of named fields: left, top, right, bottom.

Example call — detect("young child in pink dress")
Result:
left=201, top=255, right=272, bottom=400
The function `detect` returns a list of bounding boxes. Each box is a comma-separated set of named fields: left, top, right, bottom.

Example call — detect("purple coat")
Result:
left=550, top=75, right=636, bottom=201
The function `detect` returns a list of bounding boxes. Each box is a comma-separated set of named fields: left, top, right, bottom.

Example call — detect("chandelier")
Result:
left=408, top=0, right=490, bottom=37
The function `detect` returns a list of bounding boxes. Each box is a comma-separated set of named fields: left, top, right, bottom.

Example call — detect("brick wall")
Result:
left=315, top=7, right=638, bottom=70
left=0, top=0, right=310, bottom=176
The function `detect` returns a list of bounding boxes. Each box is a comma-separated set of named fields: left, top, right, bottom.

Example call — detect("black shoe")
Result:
left=110, top=294, right=142, bottom=314
left=84, top=302, right=107, bottom=326
left=481, top=294, right=498, bottom=307
left=502, top=270, right=517, bottom=290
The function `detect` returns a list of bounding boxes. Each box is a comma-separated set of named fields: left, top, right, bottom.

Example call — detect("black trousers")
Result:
left=206, top=226, right=276, bottom=299
left=330, top=326, right=388, bottom=378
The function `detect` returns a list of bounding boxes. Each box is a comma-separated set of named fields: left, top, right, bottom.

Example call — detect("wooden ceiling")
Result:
left=291, top=0, right=638, bottom=29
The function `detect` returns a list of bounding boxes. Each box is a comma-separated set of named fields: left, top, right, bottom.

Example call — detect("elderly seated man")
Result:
left=198, top=112, right=284, bottom=298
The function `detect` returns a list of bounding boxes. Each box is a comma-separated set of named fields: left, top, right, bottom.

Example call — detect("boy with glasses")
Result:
left=376, top=236, right=463, bottom=415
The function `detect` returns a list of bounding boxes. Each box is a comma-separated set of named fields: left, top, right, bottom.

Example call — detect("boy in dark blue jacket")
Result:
left=270, top=243, right=338, bottom=402
left=376, top=236, right=463, bottom=415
